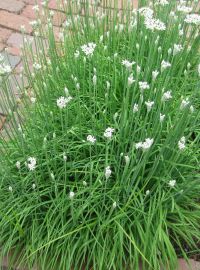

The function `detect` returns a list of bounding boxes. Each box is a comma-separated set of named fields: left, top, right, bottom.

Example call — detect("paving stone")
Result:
left=177, top=259, right=200, bottom=270
left=0, top=113, right=6, bottom=130
left=0, top=27, right=12, bottom=44
left=0, top=10, right=32, bottom=34
left=0, top=0, right=25, bottom=13
left=1, top=52, right=21, bottom=70
left=6, top=47, right=21, bottom=56
left=7, top=33, right=24, bottom=50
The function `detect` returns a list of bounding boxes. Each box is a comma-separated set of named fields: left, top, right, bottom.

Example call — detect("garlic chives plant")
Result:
left=0, top=0, right=200, bottom=269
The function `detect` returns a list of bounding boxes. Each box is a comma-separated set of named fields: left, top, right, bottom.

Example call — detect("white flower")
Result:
left=152, top=70, right=159, bottom=80
left=112, top=201, right=117, bottom=209
left=8, top=186, right=13, bottom=192
left=81, top=42, right=96, bottom=56
left=32, top=183, right=36, bottom=189
left=83, top=181, right=87, bottom=186
left=105, top=166, right=112, bottom=179
left=87, top=135, right=96, bottom=144
left=106, top=81, right=110, bottom=90
left=33, top=62, right=42, bottom=70
left=56, top=96, right=72, bottom=109
left=27, top=157, right=37, bottom=171
left=93, top=74, right=97, bottom=86
left=178, top=136, right=186, bottom=150
left=16, top=161, right=21, bottom=169
left=136, top=65, right=141, bottom=74
left=160, top=113, right=165, bottom=122
left=145, top=190, right=150, bottom=196
left=173, top=44, right=183, bottom=56
left=190, top=105, right=194, bottom=113
left=104, top=127, right=115, bottom=139
left=128, top=74, right=135, bottom=86
left=30, top=97, right=36, bottom=104
left=155, top=0, right=169, bottom=6
left=32, top=5, right=39, bottom=11
left=162, top=91, right=172, bottom=101
left=161, top=60, right=171, bottom=72
left=177, top=4, right=192, bottom=13
left=144, top=17, right=166, bottom=31
left=69, top=191, right=75, bottom=199
left=139, top=7, right=154, bottom=18
left=133, top=103, right=139, bottom=113
left=179, top=29, right=184, bottom=36
left=63, top=153, right=67, bottom=161
left=145, top=100, right=154, bottom=112
left=124, top=155, right=130, bottom=165
left=184, top=14, right=200, bottom=25
left=169, top=179, right=176, bottom=187
left=139, top=81, right=150, bottom=91
left=180, top=98, right=190, bottom=109
left=136, top=138, right=154, bottom=150
left=0, top=63, right=12, bottom=75
left=122, top=59, right=135, bottom=71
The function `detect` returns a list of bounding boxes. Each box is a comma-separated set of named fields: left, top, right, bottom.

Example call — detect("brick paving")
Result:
left=1, top=1, right=200, bottom=269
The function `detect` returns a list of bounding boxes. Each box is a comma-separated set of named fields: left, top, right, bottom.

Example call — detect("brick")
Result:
left=21, top=0, right=43, bottom=4
left=22, top=5, right=66, bottom=26
left=0, top=10, right=32, bottom=34
left=177, top=259, right=200, bottom=270
left=49, top=0, right=57, bottom=10
left=0, top=43, right=5, bottom=52
left=0, top=0, right=25, bottom=13
left=0, top=27, right=12, bottom=43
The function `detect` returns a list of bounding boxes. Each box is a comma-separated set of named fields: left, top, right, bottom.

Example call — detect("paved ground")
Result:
left=1, top=0, right=200, bottom=269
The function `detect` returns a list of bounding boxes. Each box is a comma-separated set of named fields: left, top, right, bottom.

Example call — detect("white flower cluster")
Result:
left=27, top=157, right=37, bottom=171
left=104, top=127, right=115, bottom=139
left=177, top=0, right=192, bottom=13
left=173, top=44, right=183, bottom=56
left=139, top=81, right=150, bottom=91
left=184, top=14, right=200, bottom=25
left=105, top=166, right=112, bottom=179
left=178, top=136, right=186, bottom=150
left=122, top=59, right=135, bottom=71
left=57, top=96, right=72, bottom=109
left=136, top=138, right=154, bottom=150
left=0, top=55, right=12, bottom=75
left=161, top=60, right=171, bottom=72
left=81, top=42, right=96, bottom=56
left=162, top=90, right=172, bottom=101
left=87, top=135, right=96, bottom=144
left=169, top=179, right=176, bottom=187
left=155, top=0, right=169, bottom=6
left=139, top=6, right=166, bottom=31
left=144, top=17, right=166, bottom=31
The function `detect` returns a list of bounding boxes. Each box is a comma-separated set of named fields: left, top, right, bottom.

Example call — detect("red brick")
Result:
left=7, top=33, right=24, bottom=49
left=0, top=27, right=12, bottom=43
left=49, top=0, right=57, bottom=10
left=22, top=5, right=66, bottom=26
left=0, top=43, right=5, bottom=52
left=0, top=0, right=25, bottom=13
left=21, top=0, right=43, bottom=4
left=0, top=10, right=32, bottom=34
